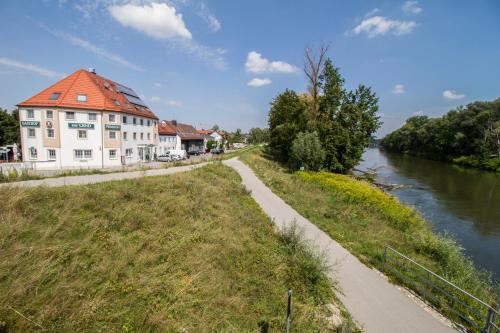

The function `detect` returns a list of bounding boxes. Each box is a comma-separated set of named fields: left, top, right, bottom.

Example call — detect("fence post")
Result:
left=483, top=306, right=498, bottom=333
left=285, top=289, right=292, bottom=333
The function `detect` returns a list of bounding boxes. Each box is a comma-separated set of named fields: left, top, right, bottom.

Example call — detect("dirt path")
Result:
left=224, top=158, right=456, bottom=333
left=0, top=163, right=208, bottom=188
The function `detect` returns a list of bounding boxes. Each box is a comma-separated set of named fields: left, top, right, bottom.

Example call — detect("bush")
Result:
left=289, top=131, right=325, bottom=171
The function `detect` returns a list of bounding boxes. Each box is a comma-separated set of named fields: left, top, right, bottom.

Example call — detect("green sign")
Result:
left=105, top=124, right=121, bottom=130
left=68, top=123, right=94, bottom=129
left=21, top=121, right=40, bottom=127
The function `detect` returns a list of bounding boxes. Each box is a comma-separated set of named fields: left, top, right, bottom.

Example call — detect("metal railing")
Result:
left=383, top=246, right=499, bottom=333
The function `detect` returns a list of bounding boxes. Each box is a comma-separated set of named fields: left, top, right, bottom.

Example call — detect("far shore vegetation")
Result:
left=239, top=147, right=499, bottom=330
left=0, top=163, right=358, bottom=332
left=381, top=98, right=500, bottom=172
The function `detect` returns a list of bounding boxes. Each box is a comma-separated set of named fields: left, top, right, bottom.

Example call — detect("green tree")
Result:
left=249, top=127, right=270, bottom=144
left=0, top=108, right=20, bottom=146
left=211, top=124, right=220, bottom=131
left=207, top=140, right=217, bottom=150
left=268, top=89, right=307, bottom=162
left=289, top=131, right=325, bottom=171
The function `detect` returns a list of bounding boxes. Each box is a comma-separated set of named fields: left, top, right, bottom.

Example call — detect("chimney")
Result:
left=88, top=68, right=96, bottom=74
left=172, top=120, right=177, bottom=126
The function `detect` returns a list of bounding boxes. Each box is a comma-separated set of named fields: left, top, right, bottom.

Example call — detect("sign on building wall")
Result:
left=20, top=121, right=40, bottom=127
left=105, top=124, right=121, bottom=130
left=68, top=123, right=95, bottom=129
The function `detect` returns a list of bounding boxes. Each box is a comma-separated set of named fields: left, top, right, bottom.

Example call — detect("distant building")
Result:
left=158, top=120, right=181, bottom=155
left=197, top=129, right=225, bottom=148
left=17, top=69, right=159, bottom=169
left=167, top=121, right=204, bottom=153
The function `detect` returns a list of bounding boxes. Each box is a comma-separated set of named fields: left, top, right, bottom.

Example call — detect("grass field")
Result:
left=0, top=163, right=354, bottom=332
left=239, top=148, right=499, bottom=328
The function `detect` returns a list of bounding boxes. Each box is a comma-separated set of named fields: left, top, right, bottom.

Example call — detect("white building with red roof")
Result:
left=17, top=69, right=159, bottom=169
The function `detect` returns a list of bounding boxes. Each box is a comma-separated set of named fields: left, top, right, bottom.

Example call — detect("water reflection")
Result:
left=358, top=148, right=500, bottom=277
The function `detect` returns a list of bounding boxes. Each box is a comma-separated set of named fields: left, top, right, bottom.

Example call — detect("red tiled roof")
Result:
left=18, top=69, right=158, bottom=119
left=158, top=121, right=177, bottom=135
left=197, top=129, right=213, bottom=135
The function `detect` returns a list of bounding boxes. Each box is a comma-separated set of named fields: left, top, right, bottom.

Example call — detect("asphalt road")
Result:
left=224, top=157, right=457, bottom=333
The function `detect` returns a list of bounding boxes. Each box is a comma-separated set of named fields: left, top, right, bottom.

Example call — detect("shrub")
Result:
left=289, top=131, right=325, bottom=171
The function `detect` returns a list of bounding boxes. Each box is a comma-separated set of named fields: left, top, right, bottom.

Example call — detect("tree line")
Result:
left=0, top=108, right=19, bottom=146
left=268, top=45, right=380, bottom=173
left=380, top=99, right=500, bottom=171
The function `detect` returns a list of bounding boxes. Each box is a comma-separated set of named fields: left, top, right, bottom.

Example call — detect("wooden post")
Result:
left=285, top=289, right=292, bottom=333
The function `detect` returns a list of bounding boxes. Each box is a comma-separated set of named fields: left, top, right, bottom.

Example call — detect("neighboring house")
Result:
left=17, top=68, right=159, bottom=169
left=167, top=121, right=204, bottom=152
left=158, top=121, right=181, bottom=154
left=197, top=129, right=225, bottom=148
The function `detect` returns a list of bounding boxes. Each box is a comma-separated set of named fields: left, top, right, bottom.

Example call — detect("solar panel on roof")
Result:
left=124, top=94, right=148, bottom=108
left=115, top=83, right=138, bottom=98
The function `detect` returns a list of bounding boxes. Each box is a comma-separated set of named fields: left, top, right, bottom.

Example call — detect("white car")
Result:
left=157, top=154, right=172, bottom=162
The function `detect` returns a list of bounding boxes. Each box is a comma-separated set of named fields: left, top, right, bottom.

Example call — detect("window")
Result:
left=77, top=94, right=87, bottom=102
left=133, top=118, right=137, bottom=125
left=109, top=149, right=117, bottom=159
left=66, top=112, right=75, bottom=120
left=46, top=110, right=53, bottom=119
left=28, top=128, right=36, bottom=138
left=154, top=133, right=157, bottom=140
left=147, top=120, right=151, bottom=126
left=140, top=119, right=144, bottom=126
left=109, top=131, right=116, bottom=139
left=47, top=149, right=56, bottom=160
left=27, top=109, right=34, bottom=119
left=133, top=132, right=137, bottom=140
left=114, top=100, right=120, bottom=106
left=123, top=132, right=127, bottom=140
left=125, top=148, right=133, bottom=157
left=140, top=133, right=144, bottom=140
left=122, top=116, right=127, bottom=124
left=78, top=130, right=87, bottom=139
left=29, top=147, right=37, bottom=159
left=49, top=92, right=61, bottom=100
left=47, top=129, right=55, bottom=138
left=74, top=149, right=92, bottom=160
left=109, top=114, right=116, bottom=123
left=147, top=133, right=150, bottom=140
left=88, top=113, right=97, bottom=121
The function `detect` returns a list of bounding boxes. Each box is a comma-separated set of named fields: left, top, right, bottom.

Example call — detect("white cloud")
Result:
left=443, top=90, right=465, bottom=100
left=247, top=78, right=272, bottom=87
left=166, top=99, right=182, bottom=108
left=365, top=8, right=380, bottom=17
left=402, top=1, right=422, bottom=14
left=169, top=40, right=227, bottom=70
left=392, top=84, right=405, bottom=94
left=150, top=95, right=161, bottom=102
left=197, top=2, right=221, bottom=32
left=154, top=82, right=163, bottom=88
left=352, top=16, right=417, bottom=38
left=412, top=110, right=424, bottom=116
left=108, top=2, right=192, bottom=40
left=0, top=57, right=63, bottom=78
left=245, top=51, right=298, bottom=74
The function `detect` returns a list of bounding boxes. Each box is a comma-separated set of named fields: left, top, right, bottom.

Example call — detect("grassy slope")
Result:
left=0, top=163, right=349, bottom=332
left=239, top=149, right=498, bottom=324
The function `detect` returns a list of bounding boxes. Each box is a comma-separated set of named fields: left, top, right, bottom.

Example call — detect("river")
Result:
left=357, top=148, right=500, bottom=279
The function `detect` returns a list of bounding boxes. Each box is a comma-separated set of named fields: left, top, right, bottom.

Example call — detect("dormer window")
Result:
left=50, top=92, right=61, bottom=100
left=77, top=94, right=87, bottom=102
left=114, top=100, right=121, bottom=106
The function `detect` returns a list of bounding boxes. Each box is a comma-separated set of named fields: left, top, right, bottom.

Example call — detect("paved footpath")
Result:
left=224, top=158, right=457, bottom=333
left=0, top=163, right=208, bottom=188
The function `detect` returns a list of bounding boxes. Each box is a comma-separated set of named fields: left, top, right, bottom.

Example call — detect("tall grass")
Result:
left=239, top=148, right=499, bottom=330
left=0, top=163, right=351, bottom=332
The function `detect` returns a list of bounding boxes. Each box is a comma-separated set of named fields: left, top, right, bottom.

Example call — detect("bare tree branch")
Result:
left=304, top=43, right=330, bottom=122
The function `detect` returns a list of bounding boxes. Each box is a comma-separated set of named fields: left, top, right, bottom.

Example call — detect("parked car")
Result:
left=212, top=148, right=224, bottom=155
left=157, top=154, right=172, bottom=162
left=188, top=150, right=202, bottom=156
left=167, top=149, right=187, bottom=159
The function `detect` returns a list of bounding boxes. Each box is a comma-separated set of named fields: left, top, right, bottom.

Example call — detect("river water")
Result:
left=357, top=148, right=500, bottom=278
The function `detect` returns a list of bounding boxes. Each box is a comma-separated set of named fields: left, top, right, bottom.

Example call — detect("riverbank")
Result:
left=239, top=148, right=499, bottom=328
left=0, top=163, right=354, bottom=332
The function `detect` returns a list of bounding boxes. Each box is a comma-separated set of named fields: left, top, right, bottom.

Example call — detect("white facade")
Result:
left=19, top=107, right=158, bottom=169
left=158, top=134, right=181, bottom=155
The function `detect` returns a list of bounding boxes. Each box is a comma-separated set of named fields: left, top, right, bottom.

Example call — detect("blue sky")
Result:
left=0, top=0, right=499, bottom=136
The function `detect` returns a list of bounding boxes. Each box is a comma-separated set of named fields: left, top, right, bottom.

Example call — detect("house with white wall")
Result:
left=158, top=120, right=181, bottom=155
left=17, top=68, right=159, bottom=169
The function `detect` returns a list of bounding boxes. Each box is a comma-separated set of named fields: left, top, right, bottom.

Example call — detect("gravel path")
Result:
left=0, top=163, right=208, bottom=188
left=224, top=158, right=456, bottom=333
